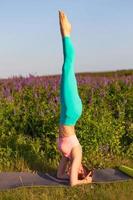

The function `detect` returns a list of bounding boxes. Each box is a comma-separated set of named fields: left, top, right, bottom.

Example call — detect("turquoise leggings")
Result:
left=59, top=36, right=83, bottom=125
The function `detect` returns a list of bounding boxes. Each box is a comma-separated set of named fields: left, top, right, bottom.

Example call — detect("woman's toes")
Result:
left=61, top=11, right=65, bottom=15
left=60, top=11, right=64, bottom=16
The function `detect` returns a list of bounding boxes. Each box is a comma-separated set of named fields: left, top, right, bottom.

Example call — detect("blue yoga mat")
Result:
left=0, top=168, right=132, bottom=191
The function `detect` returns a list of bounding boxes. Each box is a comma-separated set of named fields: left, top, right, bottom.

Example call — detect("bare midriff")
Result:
left=59, top=125, right=76, bottom=137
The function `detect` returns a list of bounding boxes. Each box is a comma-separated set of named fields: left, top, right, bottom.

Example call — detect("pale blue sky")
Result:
left=0, top=0, right=133, bottom=78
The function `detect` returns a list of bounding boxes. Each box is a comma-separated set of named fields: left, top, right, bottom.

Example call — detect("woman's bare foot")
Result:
left=59, top=10, right=72, bottom=37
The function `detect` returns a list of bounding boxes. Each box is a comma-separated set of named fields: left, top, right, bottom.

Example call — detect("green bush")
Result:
left=0, top=73, right=133, bottom=170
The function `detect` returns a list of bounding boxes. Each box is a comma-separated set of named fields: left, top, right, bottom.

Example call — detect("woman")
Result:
left=56, top=11, right=92, bottom=186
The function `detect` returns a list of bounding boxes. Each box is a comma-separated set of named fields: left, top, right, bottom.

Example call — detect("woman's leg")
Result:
left=59, top=35, right=82, bottom=125
left=59, top=11, right=82, bottom=126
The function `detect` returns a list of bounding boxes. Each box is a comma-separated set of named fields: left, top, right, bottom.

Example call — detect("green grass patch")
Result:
left=0, top=180, right=133, bottom=200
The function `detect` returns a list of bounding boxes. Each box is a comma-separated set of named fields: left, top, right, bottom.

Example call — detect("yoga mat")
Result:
left=0, top=168, right=132, bottom=191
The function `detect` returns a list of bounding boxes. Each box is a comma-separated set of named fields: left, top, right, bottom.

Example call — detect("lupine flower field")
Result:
left=0, top=70, right=133, bottom=171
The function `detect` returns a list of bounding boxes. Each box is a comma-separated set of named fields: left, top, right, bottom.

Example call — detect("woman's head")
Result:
left=66, top=163, right=92, bottom=180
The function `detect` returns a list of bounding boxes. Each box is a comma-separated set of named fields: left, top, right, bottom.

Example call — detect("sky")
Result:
left=0, top=0, right=133, bottom=79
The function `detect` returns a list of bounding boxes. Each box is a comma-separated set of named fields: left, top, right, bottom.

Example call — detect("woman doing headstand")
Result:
left=56, top=11, right=92, bottom=186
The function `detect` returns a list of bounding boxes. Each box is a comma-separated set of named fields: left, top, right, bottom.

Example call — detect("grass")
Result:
left=0, top=180, right=133, bottom=200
